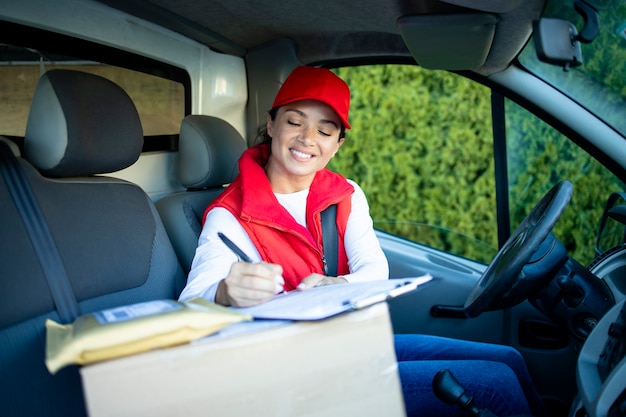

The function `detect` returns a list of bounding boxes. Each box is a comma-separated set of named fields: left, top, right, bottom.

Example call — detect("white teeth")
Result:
left=291, top=149, right=312, bottom=159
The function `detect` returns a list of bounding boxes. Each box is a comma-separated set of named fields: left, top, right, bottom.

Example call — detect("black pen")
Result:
left=218, top=232, right=287, bottom=294
left=218, top=232, right=253, bottom=263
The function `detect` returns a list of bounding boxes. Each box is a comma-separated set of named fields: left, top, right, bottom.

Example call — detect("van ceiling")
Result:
left=96, top=0, right=545, bottom=74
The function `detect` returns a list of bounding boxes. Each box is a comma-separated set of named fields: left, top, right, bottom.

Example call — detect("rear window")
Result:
left=0, top=21, right=189, bottom=152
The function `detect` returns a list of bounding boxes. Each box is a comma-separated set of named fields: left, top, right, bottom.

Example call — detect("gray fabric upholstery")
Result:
left=0, top=70, right=185, bottom=417
left=177, top=114, right=246, bottom=189
left=156, top=115, right=246, bottom=273
left=24, top=69, right=143, bottom=177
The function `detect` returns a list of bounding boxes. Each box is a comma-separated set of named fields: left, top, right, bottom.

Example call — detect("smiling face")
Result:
left=265, top=99, right=344, bottom=193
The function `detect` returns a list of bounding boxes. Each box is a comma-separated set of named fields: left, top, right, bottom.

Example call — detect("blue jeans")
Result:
left=394, top=334, right=547, bottom=417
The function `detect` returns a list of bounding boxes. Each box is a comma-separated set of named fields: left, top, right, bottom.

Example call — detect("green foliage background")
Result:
left=329, top=66, right=498, bottom=263
left=329, top=63, right=625, bottom=266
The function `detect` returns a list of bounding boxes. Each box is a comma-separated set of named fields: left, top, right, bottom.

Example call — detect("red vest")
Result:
left=205, top=144, right=353, bottom=290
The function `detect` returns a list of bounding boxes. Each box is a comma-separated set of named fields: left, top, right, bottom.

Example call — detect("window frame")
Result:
left=0, top=20, right=192, bottom=153
left=325, top=60, right=625, bottom=266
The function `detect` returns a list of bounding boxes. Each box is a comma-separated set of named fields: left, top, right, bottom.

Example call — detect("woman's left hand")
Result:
left=297, top=274, right=348, bottom=290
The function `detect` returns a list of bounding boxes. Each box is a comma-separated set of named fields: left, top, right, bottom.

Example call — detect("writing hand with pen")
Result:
left=216, top=233, right=346, bottom=307
left=215, top=232, right=285, bottom=307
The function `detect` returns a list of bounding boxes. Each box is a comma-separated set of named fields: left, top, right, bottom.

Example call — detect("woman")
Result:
left=179, top=66, right=546, bottom=417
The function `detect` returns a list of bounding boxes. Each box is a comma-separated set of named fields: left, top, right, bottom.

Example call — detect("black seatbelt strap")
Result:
left=0, top=141, right=80, bottom=323
left=320, top=204, right=338, bottom=277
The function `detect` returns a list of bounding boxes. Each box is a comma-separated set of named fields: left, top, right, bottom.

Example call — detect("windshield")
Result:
left=519, top=0, right=626, bottom=137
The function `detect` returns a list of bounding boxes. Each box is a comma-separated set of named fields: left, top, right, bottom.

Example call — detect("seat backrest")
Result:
left=0, top=69, right=186, bottom=417
left=156, top=115, right=246, bottom=273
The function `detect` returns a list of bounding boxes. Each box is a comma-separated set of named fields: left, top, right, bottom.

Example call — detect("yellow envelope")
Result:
left=45, top=298, right=251, bottom=374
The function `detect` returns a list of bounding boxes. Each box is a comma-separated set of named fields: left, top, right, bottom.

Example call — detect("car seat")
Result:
left=156, top=115, right=247, bottom=274
left=0, top=69, right=186, bottom=417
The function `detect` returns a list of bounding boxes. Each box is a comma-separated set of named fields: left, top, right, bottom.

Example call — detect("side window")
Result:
left=505, top=99, right=626, bottom=266
left=328, top=64, right=625, bottom=268
left=0, top=38, right=186, bottom=151
left=330, top=65, right=498, bottom=264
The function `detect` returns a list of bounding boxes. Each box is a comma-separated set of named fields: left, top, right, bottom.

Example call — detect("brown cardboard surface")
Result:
left=80, top=303, right=406, bottom=417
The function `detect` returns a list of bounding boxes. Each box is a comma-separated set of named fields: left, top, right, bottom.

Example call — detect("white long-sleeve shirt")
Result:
left=178, top=180, right=389, bottom=302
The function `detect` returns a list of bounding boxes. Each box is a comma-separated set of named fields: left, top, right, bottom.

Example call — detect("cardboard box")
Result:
left=80, top=302, right=406, bottom=417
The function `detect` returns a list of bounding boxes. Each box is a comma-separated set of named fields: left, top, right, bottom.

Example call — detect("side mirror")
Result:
left=595, top=192, right=626, bottom=257
left=533, top=0, right=599, bottom=70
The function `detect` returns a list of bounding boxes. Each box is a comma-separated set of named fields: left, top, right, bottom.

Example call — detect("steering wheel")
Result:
left=464, top=180, right=574, bottom=318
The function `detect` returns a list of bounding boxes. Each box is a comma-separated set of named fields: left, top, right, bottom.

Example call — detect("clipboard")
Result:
left=231, top=274, right=433, bottom=321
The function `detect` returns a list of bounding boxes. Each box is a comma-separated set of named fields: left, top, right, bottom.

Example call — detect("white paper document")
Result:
left=230, top=275, right=433, bottom=321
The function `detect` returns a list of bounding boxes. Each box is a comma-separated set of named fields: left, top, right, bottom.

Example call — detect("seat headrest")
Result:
left=24, top=69, right=143, bottom=177
left=178, top=115, right=247, bottom=189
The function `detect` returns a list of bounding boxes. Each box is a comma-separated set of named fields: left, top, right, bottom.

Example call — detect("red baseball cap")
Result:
left=272, top=66, right=351, bottom=130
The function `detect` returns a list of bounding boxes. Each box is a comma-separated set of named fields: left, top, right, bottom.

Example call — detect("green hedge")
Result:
left=329, top=65, right=624, bottom=266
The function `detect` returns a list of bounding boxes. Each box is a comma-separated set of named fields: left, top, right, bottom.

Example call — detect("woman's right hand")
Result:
left=215, top=262, right=284, bottom=307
